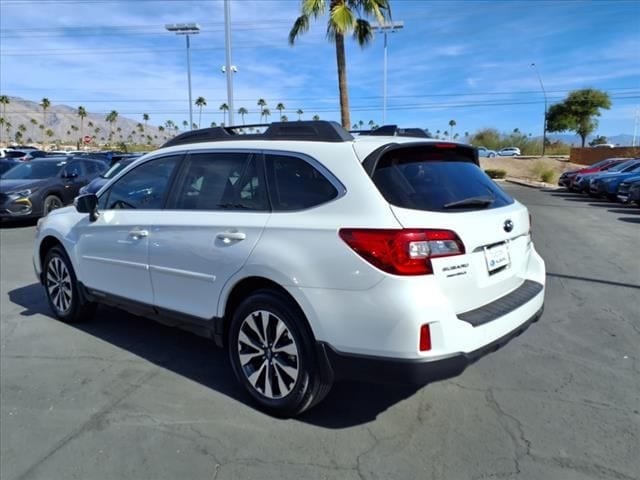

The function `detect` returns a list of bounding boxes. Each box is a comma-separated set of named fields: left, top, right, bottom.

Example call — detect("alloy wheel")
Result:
left=46, top=256, right=73, bottom=314
left=237, top=310, right=300, bottom=399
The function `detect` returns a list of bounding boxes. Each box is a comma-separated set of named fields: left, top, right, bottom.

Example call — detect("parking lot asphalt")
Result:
left=1, top=184, right=639, bottom=480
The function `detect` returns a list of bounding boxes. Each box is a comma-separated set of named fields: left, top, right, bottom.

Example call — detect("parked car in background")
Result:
left=593, top=143, right=615, bottom=148
left=616, top=176, right=640, bottom=204
left=0, top=157, right=106, bottom=220
left=1, top=149, right=48, bottom=162
left=476, top=146, right=497, bottom=158
left=570, top=158, right=633, bottom=192
left=589, top=164, right=640, bottom=199
left=587, top=160, right=640, bottom=199
left=78, top=156, right=140, bottom=195
left=627, top=181, right=640, bottom=206
left=558, top=157, right=627, bottom=188
left=33, top=121, right=545, bottom=416
left=498, top=147, right=521, bottom=156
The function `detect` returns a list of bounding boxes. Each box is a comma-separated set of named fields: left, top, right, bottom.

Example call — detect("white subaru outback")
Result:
left=33, top=122, right=545, bottom=416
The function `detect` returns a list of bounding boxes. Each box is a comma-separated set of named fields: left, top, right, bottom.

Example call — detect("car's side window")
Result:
left=61, top=162, right=83, bottom=178
left=99, top=155, right=181, bottom=210
left=170, top=152, right=268, bottom=211
left=265, top=154, right=338, bottom=211
left=82, top=160, right=105, bottom=175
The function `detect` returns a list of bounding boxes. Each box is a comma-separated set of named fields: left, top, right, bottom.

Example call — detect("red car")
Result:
left=558, top=158, right=630, bottom=190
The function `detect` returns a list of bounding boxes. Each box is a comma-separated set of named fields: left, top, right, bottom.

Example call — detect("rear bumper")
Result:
left=318, top=306, right=543, bottom=385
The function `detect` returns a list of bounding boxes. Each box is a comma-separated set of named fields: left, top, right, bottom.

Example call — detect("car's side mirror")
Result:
left=63, top=171, right=79, bottom=179
left=75, top=193, right=99, bottom=222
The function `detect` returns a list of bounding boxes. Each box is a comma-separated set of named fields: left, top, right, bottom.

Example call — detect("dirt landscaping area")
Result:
left=480, top=156, right=581, bottom=184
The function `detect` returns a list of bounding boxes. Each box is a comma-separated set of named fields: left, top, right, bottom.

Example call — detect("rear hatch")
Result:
left=363, top=142, right=531, bottom=314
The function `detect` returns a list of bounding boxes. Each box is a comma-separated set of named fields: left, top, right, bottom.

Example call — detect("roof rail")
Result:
left=354, top=125, right=431, bottom=138
left=161, top=120, right=353, bottom=148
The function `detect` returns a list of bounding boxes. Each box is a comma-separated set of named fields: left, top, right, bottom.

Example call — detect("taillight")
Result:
left=338, top=228, right=465, bottom=275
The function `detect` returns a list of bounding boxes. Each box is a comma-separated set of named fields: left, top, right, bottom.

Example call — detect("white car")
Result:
left=33, top=122, right=545, bottom=416
left=476, top=146, right=497, bottom=158
left=498, top=147, right=521, bottom=156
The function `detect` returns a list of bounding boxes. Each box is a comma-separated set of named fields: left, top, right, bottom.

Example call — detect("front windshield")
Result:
left=1, top=161, right=63, bottom=180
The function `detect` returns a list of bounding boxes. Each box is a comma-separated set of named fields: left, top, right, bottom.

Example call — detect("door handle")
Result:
left=216, top=231, right=246, bottom=243
left=129, top=228, right=149, bottom=240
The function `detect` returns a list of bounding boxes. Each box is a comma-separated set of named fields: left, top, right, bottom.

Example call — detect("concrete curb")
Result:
left=505, top=178, right=560, bottom=190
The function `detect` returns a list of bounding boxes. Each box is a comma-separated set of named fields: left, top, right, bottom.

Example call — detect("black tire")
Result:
left=43, top=195, right=63, bottom=216
left=228, top=289, right=332, bottom=417
left=43, top=246, right=96, bottom=323
left=488, top=153, right=496, bottom=158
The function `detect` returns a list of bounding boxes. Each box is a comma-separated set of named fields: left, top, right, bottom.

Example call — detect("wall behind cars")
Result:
left=570, top=147, right=640, bottom=165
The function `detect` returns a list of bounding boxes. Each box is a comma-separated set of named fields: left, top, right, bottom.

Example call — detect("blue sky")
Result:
left=1, top=0, right=638, bottom=137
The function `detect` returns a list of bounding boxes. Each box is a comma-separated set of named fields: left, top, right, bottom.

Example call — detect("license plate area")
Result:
left=484, top=241, right=510, bottom=274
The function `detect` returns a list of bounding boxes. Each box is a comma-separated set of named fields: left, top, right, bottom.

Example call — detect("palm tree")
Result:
left=238, top=107, right=248, bottom=125
left=448, top=119, right=456, bottom=139
left=281, top=115, right=288, bottom=122
left=289, top=0, right=391, bottom=129
left=18, top=123, right=26, bottom=139
left=296, top=109, right=304, bottom=121
left=194, top=97, right=206, bottom=128
left=29, top=118, right=37, bottom=141
left=263, top=108, right=271, bottom=123
left=182, top=120, right=189, bottom=130
left=313, top=114, right=321, bottom=121
left=105, top=110, right=118, bottom=142
left=0, top=95, right=8, bottom=144
left=219, top=103, right=229, bottom=125
left=77, top=106, right=87, bottom=144
left=143, top=113, right=150, bottom=131
left=210, top=121, right=217, bottom=128
left=257, top=99, right=267, bottom=122
left=0, top=118, right=4, bottom=144
left=4, top=122, right=11, bottom=141
left=276, top=102, right=285, bottom=120
left=40, top=97, right=51, bottom=145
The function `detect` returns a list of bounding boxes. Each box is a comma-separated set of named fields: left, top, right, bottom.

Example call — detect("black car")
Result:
left=0, top=157, right=106, bottom=220
left=78, top=156, right=140, bottom=195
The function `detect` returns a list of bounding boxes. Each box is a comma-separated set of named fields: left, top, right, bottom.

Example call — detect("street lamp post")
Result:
left=223, top=0, right=235, bottom=126
left=372, top=21, right=404, bottom=125
left=166, top=23, right=200, bottom=130
left=531, top=62, right=548, bottom=156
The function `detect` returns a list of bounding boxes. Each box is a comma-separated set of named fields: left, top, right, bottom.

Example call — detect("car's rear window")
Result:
left=372, top=149, right=513, bottom=212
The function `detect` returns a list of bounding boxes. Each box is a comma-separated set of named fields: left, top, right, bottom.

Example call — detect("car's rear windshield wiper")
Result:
left=443, top=195, right=495, bottom=209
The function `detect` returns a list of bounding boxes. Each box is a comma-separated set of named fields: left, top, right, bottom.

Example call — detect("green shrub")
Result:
left=540, top=170, right=555, bottom=183
left=485, top=169, right=507, bottom=179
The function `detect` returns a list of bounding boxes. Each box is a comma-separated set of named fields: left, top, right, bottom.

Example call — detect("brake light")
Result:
left=434, top=143, right=457, bottom=149
left=339, top=228, right=465, bottom=275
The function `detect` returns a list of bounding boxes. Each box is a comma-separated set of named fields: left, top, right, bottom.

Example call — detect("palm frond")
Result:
left=302, top=0, right=326, bottom=18
left=289, top=15, right=310, bottom=45
left=353, top=19, right=373, bottom=46
left=330, top=2, right=356, bottom=34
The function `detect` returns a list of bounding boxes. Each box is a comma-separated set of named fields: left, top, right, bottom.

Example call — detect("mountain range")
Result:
left=0, top=96, right=169, bottom=147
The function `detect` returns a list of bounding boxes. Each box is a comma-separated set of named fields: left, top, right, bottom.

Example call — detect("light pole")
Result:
left=223, top=0, right=235, bottom=126
left=166, top=23, right=200, bottom=130
left=372, top=21, right=404, bottom=125
left=531, top=62, right=547, bottom=156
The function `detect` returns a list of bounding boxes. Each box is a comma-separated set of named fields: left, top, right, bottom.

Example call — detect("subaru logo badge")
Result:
left=503, top=219, right=514, bottom=233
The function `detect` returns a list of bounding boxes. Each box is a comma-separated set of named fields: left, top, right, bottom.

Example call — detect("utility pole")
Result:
left=531, top=63, right=548, bottom=156
left=224, top=0, right=235, bottom=126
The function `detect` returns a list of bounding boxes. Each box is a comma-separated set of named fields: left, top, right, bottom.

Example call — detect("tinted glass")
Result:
left=1, top=161, right=64, bottom=179
left=100, top=155, right=180, bottom=210
left=171, top=152, right=268, bottom=211
left=372, top=154, right=513, bottom=212
left=5, top=151, right=25, bottom=158
left=62, top=162, right=83, bottom=177
left=266, top=154, right=338, bottom=211
left=83, top=160, right=105, bottom=175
